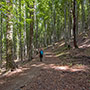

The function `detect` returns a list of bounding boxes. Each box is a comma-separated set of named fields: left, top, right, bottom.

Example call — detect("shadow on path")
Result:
left=0, top=49, right=90, bottom=90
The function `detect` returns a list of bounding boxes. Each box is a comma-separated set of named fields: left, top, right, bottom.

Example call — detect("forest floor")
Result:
left=0, top=32, right=90, bottom=90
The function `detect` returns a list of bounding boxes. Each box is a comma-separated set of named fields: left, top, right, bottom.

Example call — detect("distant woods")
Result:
left=0, top=0, right=90, bottom=70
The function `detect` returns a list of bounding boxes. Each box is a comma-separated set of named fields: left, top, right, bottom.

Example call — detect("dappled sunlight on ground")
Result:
left=56, top=52, right=69, bottom=57
left=31, top=63, right=46, bottom=67
left=2, top=67, right=30, bottom=77
left=54, top=65, right=88, bottom=72
left=59, top=42, right=65, bottom=47
left=0, top=80, right=6, bottom=85
left=31, top=62, right=88, bottom=73
left=79, top=44, right=90, bottom=48
left=45, top=55, right=57, bottom=58
left=79, top=38, right=90, bottom=48
left=83, top=39, right=90, bottom=44
left=0, top=47, right=90, bottom=90
left=44, top=52, right=52, bottom=55
left=44, top=52, right=57, bottom=58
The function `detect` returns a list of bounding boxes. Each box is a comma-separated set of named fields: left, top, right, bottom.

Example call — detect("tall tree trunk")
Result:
left=68, top=1, right=72, bottom=45
left=64, top=4, right=67, bottom=45
left=56, top=16, right=60, bottom=41
left=28, top=4, right=34, bottom=61
left=19, top=0, right=23, bottom=61
left=36, top=19, right=38, bottom=49
left=53, top=8, right=56, bottom=43
left=76, top=1, right=79, bottom=38
left=73, top=0, right=78, bottom=48
left=26, top=4, right=29, bottom=56
left=15, top=0, right=19, bottom=60
left=34, top=0, right=38, bottom=53
left=23, top=3, right=27, bottom=59
left=6, top=0, right=16, bottom=70
left=44, top=21, right=47, bottom=47
left=0, top=12, right=2, bottom=62
left=13, top=1, right=17, bottom=59
left=13, top=23, right=17, bottom=59
left=88, top=0, right=90, bottom=29
left=81, top=0, right=85, bottom=32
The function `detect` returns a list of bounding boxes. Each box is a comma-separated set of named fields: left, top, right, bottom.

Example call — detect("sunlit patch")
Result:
left=31, top=63, right=45, bottom=67
left=70, top=68, right=85, bottom=72
left=56, top=52, right=69, bottom=57
left=54, top=66, right=69, bottom=70
left=71, top=65, right=89, bottom=70
left=49, top=65, right=88, bottom=72
left=3, top=67, right=30, bottom=77
left=46, top=55, right=57, bottom=57
left=55, top=42, right=58, bottom=45
left=79, top=44, right=90, bottom=48
left=84, top=39, right=90, bottom=44
left=59, top=42, right=65, bottom=47
left=0, top=80, right=6, bottom=84
left=45, top=52, right=52, bottom=54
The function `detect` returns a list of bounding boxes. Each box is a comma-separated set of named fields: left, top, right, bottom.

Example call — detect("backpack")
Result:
left=40, top=50, right=43, bottom=55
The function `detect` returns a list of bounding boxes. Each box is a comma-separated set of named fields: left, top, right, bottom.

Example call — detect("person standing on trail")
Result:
left=39, top=49, right=43, bottom=62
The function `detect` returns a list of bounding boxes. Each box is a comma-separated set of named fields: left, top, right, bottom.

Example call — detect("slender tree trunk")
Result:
left=53, top=9, right=56, bottom=43
left=81, top=0, right=85, bottom=32
left=76, top=1, right=79, bottom=38
left=19, top=0, right=23, bottom=61
left=64, top=5, right=67, bottom=45
left=36, top=19, right=38, bottom=49
left=15, top=0, right=19, bottom=60
left=44, top=21, right=47, bottom=47
left=26, top=4, right=29, bottom=56
left=28, top=4, right=34, bottom=61
left=68, top=2, right=72, bottom=45
left=34, top=0, right=39, bottom=53
left=13, top=1, right=17, bottom=59
left=23, top=3, right=27, bottom=59
left=88, top=0, right=90, bottom=29
left=13, top=24, right=17, bottom=59
left=56, top=17, right=60, bottom=41
left=0, top=12, right=2, bottom=62
left=73, top=0, right=78, bottom=48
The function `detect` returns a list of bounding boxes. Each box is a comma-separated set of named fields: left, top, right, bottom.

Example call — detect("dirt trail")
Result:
left=0, top=49, right=90, bottom=90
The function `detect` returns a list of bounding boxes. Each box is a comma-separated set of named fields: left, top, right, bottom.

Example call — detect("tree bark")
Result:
left=36, top=19, right=38, bottom=49
left=19, top=0, right=23, bottom=61
left=73, top=0, right=78, bottom=48
left=81, top=0, right=85, bottom=32
left=68, top=1, right=72, bottom=45
left=6, top=0, right=16, bottom=70
left=64, top=4, right=67, bottom=45
left=88, top=0, right=90, bottom=29
left=0, top=12, right=2, bottom=62
left=76, top=1, right=79, bottom=38
left=28, top=4, right=34, bottom=61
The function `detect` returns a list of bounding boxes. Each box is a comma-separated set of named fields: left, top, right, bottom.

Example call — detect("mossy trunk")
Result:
left=6, top=0, right=16, bottom=70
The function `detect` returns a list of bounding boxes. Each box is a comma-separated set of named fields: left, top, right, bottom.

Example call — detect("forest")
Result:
left=0, top=0, right=90, bottom=90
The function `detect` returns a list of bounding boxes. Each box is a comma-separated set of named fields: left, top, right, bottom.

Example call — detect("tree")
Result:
left=19, top=0, right=23, bottom=61
left=0, top=11, right=2, bottom=62
left=28, top=1, right=34, bottom=61
left=6, top=0, right=16, bottom=70
left=73, top=0, right=78, bottom=48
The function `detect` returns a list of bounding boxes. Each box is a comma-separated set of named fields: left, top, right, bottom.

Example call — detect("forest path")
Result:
left=0, top=48, right=90, bottom=90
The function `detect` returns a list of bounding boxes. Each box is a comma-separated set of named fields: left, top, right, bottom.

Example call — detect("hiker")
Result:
left=39, top=49, right=43, bottom=62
